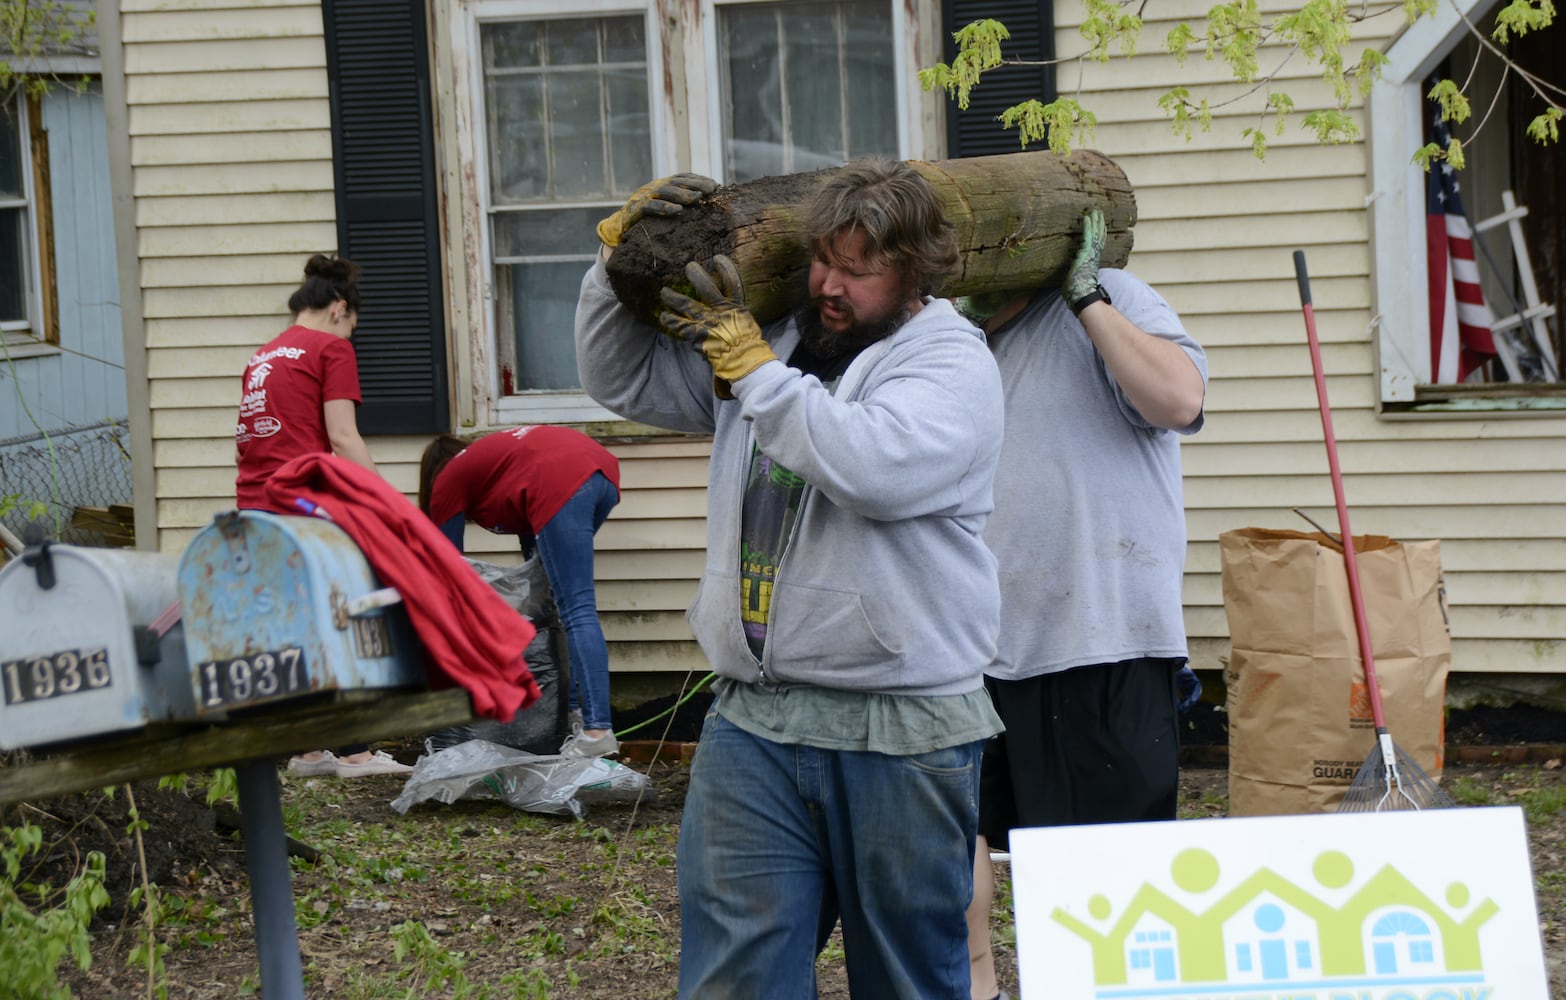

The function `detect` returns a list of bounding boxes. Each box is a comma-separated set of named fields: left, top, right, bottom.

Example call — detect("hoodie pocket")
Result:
left=766, top=580, right=903, bottom=685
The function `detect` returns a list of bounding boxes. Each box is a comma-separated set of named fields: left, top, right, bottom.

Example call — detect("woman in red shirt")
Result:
left=236, top=254, right=376, bottom=508
left=420, top=428, right=622, bottom=756
left=235, top=254, right=409, bottom=778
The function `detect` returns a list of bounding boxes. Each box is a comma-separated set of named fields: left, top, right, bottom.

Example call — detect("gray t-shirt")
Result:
left=983, top=269, right=1208, bottom=680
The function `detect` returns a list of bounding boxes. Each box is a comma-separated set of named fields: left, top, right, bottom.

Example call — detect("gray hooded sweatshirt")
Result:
left=575, top=260, right=1003, bottom=697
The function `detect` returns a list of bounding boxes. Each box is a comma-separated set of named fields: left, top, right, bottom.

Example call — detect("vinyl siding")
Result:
left=1049, top=0, right=1566, bottom=675
left=116, top=0, right=1566, bottom=684
left=119, top=0, right=424, bottom=559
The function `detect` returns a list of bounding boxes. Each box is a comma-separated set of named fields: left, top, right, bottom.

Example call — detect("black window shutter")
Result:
left=321, top=0, right=449, bottom=434
left=943, top=0, right=1056, bottom=157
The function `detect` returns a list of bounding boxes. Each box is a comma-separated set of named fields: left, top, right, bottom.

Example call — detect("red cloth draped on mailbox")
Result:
left=264, top=453, right=540, bottom=721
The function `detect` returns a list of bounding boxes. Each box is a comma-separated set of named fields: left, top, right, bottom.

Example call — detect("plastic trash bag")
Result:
left=425, top=557, right=569, bottom=756
left=390, top=739, right=652, bottom=820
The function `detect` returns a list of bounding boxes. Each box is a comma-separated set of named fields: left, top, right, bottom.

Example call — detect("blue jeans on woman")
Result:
left=534, top=472, right=618, bottom=732
left=676, top=711, right=982, bottom=999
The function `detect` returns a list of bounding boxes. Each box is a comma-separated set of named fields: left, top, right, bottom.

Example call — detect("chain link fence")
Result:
left=0, top=421, right=134, bottom=549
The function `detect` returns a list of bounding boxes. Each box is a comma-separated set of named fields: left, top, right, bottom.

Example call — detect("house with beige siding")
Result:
left=93, top=0, right=1564, bottom=700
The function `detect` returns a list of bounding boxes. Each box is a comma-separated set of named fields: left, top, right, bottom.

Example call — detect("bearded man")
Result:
left=575, top=158, right=1004, bottom=1000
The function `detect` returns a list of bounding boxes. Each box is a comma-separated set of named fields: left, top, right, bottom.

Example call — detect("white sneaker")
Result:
left=286, top=751, right=339, bottom=776
left=334, top=750, right=413, bottom=777
left=560, top=730, right=620, bottom=758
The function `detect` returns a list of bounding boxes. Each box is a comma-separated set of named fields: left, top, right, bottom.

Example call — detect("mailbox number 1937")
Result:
left=2, top=648, right=112, bottom=705
left=198, top=647, right=308, bottom=708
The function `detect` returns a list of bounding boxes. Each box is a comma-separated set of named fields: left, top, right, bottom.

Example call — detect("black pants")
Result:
left=978, top=656, right=1182, bottom=850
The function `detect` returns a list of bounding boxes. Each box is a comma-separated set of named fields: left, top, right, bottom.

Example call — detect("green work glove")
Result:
left=658, top=255, right=778, bottom=396
left=596, top=174, right=718, bottom=249
left=1064, top=209, right=1109, bottom=315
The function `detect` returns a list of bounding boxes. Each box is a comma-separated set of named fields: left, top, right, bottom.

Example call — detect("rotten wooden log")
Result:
left=606, top=149, right=1136, bottom=327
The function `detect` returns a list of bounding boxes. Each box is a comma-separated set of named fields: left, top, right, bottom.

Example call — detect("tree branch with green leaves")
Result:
left=0, top=0, right=95, bottom=104
left=919, top=0, right=1560, bottom=166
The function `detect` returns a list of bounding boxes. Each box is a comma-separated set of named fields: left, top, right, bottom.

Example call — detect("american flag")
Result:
left=1426, top=116, right=1496, bottom=383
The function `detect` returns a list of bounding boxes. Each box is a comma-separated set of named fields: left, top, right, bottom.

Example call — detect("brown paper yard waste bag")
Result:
left=1220, top=528, right=1450, bottom=816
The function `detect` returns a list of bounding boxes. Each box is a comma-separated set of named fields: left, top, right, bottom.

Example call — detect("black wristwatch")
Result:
left=1070, top=283, right=1112, bottom=316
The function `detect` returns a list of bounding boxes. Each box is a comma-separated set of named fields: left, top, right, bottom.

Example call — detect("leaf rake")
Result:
left=1293, top=250, right=1455, bottom=813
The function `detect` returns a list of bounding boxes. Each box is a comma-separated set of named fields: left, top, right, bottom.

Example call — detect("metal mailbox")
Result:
left=0, top=542, right=198, bottom=750
left=177, top=510, right=426, bottom=716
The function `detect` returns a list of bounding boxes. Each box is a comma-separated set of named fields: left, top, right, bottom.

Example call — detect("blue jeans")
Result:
left=677, top=713, right=981, bottom=999
left=534, top=472, right=618, bottom=732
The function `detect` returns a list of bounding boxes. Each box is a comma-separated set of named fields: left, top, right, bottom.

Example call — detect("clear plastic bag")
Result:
left=390, top=739, right=653, bottom=819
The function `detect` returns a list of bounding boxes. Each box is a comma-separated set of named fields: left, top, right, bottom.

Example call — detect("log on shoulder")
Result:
left=605, top=149, right=1136, bottom=327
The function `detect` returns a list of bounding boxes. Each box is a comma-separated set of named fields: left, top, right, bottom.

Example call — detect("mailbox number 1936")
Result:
left=2, top=648, right=112, bottom=705
left=198, top=646, right=308, bottom=708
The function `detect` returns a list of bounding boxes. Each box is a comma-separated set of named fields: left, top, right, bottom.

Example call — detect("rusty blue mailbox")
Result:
left=177, top=510, right=426, bottom=716
left=0, top=542, right=198, bottom=750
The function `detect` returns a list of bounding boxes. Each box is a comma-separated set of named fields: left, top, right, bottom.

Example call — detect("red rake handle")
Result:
left=1293, top=250, right=1388, bottom=733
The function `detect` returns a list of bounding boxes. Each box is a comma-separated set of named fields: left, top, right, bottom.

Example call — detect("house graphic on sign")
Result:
left=1050, top=847, right=1498, bottom=989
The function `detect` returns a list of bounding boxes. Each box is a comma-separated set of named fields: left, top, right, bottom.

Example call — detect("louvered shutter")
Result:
left=943, top=0, right=1055, bottom=157
left=321, top=0, right=450, bottom=434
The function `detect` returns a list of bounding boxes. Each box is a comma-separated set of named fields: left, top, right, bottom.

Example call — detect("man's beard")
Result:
left=795, top=299, right=913, bottom=360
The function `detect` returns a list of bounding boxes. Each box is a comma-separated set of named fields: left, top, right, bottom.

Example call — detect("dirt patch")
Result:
left=7, top=739, right=1563, bottom=998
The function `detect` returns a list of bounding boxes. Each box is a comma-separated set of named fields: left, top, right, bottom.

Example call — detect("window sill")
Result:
left=1383, top=384, right=1566, bottom=416
left=0, top=338, right=61, bottom=362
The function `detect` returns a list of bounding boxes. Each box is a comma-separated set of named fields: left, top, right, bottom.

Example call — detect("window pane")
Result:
left=0, top=104, right=21, bottom=199
left=0, top=208, right=25, bottom=323
left=606, top=68, right=652, bottom=195
left=844, top=2, right=897, bottom=157
left=484, top=21, right=540, bottom=68
left=500, top=260, right=594, bottom=390
left=723, top=7, right=784, bottom=180
left=721, top=0, right=895, bottom=182
left=784, top=8, right=846, bottom=167
left=603, top=17, right=645, bottom=63
left=548, top=69, right=607, bottom=197
left=492, top=207, right=603, bottom=259
left=489, top=74, right=546, bottom=202
left=545, top=18, right=599, bottom=66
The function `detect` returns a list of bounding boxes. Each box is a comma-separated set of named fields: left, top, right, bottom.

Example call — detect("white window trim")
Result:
left=463, top=0, right=676, bottom=426
left=689, top=0, right=917, bottom=181
left=1368, top=0, right=1503, bottom=403
left=2, top=94, right=46, bottom=351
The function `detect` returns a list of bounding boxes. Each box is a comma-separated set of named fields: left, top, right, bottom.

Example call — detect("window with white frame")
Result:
left=1369, top=0, right=1564, bottom=408
left=469, top=0, right=911, bottom=415
left=1, top=95, right=48, bottom=349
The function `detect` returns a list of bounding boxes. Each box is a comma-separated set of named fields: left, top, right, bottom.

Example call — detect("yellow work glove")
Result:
left=658, top=255, right=777, bottom=398
left=596, top=174, right=718, bottom=249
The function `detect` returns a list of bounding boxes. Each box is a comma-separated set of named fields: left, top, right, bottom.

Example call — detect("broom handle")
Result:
left=1293, top=251, right=1388, bottom=733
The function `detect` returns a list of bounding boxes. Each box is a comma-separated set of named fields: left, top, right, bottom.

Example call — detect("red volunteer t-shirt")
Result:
left=235, top=325, right=361, bottom=510
left=429, top=426, right=621, bottom=537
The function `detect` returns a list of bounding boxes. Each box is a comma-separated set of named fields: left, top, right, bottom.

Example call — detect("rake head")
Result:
left=1338, top=733, right=1456, bottom=813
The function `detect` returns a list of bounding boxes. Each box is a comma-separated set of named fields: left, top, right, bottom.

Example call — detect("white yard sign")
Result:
left=1010, top=807, right=1548, bottom=999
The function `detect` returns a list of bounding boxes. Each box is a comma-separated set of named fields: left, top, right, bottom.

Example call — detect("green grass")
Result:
left=1449, top=775, right=1496, bottom=806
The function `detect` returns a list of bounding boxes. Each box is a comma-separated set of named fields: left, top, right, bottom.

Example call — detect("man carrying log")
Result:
left=956, top=211, right=1208, bottom=1000
left=576, top=159, right=1005, bottom=999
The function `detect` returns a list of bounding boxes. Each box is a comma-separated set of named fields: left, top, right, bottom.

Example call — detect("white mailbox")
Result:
left=0, top=541, right=198, bottom=750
